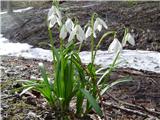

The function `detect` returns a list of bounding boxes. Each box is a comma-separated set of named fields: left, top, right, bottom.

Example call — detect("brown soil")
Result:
left=1, top=56, right=160, bottom=119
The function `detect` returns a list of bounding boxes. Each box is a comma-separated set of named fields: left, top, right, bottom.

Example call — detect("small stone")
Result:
left=27, top=111, right=36, bottom=118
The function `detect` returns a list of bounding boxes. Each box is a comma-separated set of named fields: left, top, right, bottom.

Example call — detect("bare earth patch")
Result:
left=1, top=56, right=160, bottom=119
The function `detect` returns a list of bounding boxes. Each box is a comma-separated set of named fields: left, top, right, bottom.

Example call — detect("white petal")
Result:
left=76, top=34, right=83, bottom=42
left=85, top=26, right=92, bottom=38
left=48, top=6, right=56, bottom=21
left=49, top=16, right=57, bottom=28
left=93, top=32, right=97, bottom=38
left=56, top=17, right=62, bottom=26
left=94, top=19, right=99, bottom=31
left=85, top=26, right=97, bottom=38
left=97, top=24, right=102, bottom=32
left=108, top=38, right=122, bottom=53
left=127, top=33, right=135, bottom=46
left=60, top=25, right=67, bottom=39
left=55, top=7, right=62, bottom=20
left=65, top=18, right=74, bottom=33
left=97, top=18, right=108, bottom=30
left=68, top=26, right=77, bottom=42
left=48, top=14, right=54, bottom=21
left=76, top=25, right=86, bottom=42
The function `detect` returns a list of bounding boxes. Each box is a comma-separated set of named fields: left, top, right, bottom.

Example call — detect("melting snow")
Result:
left=0, top=34, right=160, bottom=73
left=0, top=7, right=33, bottom=15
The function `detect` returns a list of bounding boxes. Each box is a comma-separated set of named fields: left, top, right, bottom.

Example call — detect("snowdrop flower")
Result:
left=48, top=5, right=62, bottom=28
left=59, top=18, right=75, bottom=39
left=65, top=18, right=74, bottom=33
left=68, top=25, right=86, bottom=42
left=59, top=25, right=68, bottom=39
left=122, top=33, right=135, bottom=47
left=85, top=17, right=108, bottom=39
left=85, top=26, right=96, bottom=38
left=108, top=38, right=122, bottom=53
left=94, top=17, right=108, bottom=32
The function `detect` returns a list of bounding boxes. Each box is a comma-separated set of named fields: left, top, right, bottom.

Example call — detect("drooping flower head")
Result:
left=65, top=18, right=74, bottom=33
left=48, top=5, right=62, bottom=28
left=122, top=33, right=135, bottom=47
left=94, top=17, right=108, bottom=32
left=59, top=18, right=75, bottom=40
left=85, top=17, right=108, bottom=39
left=108, top=38, right=122, bottom=53
left=68, top=24, right=86, bottom=42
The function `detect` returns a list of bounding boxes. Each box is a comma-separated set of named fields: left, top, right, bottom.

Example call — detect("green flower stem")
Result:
left=48, top=27, right=56, bottom=71
left=85, top=13, right=99, bottom=114
left=78, top=41, right=83, bottom=53
left=91, top=13, right=96, bottom=65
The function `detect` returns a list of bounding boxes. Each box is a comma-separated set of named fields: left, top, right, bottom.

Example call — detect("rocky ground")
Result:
left=1, top=1, right=160, bottom=120
left=1, top=1, right=160, bottom=51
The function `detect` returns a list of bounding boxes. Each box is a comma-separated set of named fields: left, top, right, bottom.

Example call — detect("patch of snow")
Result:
left=79, top=50, right=160, bottom=73
left=0, top=7, right=33, bottom=15
left=13, top=7, right=33, bottom=13
left=0, top=34, right=160, bottom=73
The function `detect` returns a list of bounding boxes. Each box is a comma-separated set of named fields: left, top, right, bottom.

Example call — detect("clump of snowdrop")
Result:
left=21, top=4, right=136, bottom=120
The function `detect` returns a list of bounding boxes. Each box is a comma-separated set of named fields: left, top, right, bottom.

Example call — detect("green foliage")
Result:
left=20, top=2, right=135, bottom=119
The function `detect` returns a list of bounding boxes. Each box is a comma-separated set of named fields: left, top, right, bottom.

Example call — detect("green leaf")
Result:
left=76, top=91, right=84, bottom=115
left=39, top=63, right=50, bottom=88
left=19, top=86, right=33, bottom=96
left=87, top=63, right=96, bottom=77
left=100, top=77, right=132, bottom=95
left=80, top=89, right=102, bottom=117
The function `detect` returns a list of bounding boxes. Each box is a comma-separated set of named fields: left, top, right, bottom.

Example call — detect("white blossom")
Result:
left=85, top=26, right=96, bottom=38
left=48, top=6, right=56, bottom=21
left=49, top=16, right=57, bottom=28
left=48, top=5, right=62, bottom=28
left=60, top=25, right=68, bottom=39
left=65, top=18, right=74, bottom=33
left=108, top=38, right=122, bottom=53
left=68, top=26, right=77, bottom=42
left=122, top=33, right=135, bottom=46
left=85, top=17, right=108, bottom=38
left=68, top=25, right=86, bottom=42
left=76, top=25, right=86, bottom=42
left=94, top=17, right=108, bottom=32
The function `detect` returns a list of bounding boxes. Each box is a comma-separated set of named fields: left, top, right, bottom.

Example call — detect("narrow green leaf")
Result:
left=100, top=77, right=132, bottom=95
left=80, top=89, right=102, bottom=117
